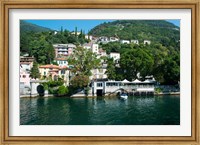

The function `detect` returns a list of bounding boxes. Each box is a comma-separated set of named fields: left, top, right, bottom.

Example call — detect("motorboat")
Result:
left=120, top=93, right=128, bottom=100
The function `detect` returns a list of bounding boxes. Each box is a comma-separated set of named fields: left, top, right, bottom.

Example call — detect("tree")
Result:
left=30, top=61, right=40, bottom=79
left=68, top=47, right=101, bottom=76
left=105, top=58, right=116, bottom=80
left=120, top=48, right=154, bottom=81
left=29, top=35, right=55, bottom=64
left=162, top=53, right=180, bottom=84
left=70, top=75, right=89, bottom=89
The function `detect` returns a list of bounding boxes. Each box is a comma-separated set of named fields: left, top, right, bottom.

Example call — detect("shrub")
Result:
left=57, top=85, right=68, bottom=95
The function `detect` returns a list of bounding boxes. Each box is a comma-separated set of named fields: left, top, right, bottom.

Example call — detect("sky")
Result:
left=25, top=19, right=180, bottom=33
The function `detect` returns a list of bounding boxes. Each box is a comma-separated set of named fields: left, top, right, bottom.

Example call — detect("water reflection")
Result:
left=20, top=95, right=180, bottom=125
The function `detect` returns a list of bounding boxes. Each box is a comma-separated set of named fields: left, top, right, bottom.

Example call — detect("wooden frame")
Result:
left=0, top=0, right=199, bottom=144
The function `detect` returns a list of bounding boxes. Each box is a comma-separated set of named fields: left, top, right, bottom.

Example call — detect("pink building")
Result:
left=20, top=69, right=31, bottom=87
left=20, top=56, right=34, bottom=88
left=53, top=44, right=76, bottom=57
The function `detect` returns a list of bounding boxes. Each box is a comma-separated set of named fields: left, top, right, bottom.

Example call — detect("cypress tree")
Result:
left=30, top=61, right=40, bottom=79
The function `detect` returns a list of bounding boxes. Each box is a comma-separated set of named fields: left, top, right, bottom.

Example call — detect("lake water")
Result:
left=20, top=95, right=180, bottom=125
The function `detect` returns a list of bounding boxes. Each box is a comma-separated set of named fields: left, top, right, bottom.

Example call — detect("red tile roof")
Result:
left=39, top=64, right=70, bottom=70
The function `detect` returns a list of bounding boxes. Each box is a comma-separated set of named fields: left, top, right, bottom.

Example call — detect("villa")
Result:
left=39, top=64, right=70, bottom=86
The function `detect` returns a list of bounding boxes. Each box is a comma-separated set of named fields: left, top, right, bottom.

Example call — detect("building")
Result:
left=109, top=37, right=119, bottom=42
left=120, top=40, right=130, bottom=44
left=71, top=31, right=81, bottom=36
left=98, top=49, right=107, bottom=57
left=20, top=56, right=35, bottom=94
left=98, top=36, right=109, bottom=44
left=53, top=44, right=76, bottom=57
left=91, top=44, right=99, bottom=54
left=54, top=57, right=68, bottom=67
left=39, top=64, right=70, bottom=86
left=109, top=52, right=120, bottom=63
left=85, top=35, right=93, bottom=41
left=90, top=66, right=107, bottom=80
left=131, top=40, right=139, bottom=45
left=20, top=66, right=31, bottom=87
left=20, top=56, right=34, bottom=71
left=144, top=40, right=151, bottom=45
left=92, top=79, right=155, bottom=96
left=83, top=43, right=99, bottom=54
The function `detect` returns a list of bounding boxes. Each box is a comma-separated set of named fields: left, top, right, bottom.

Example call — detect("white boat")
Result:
left=120, top=93, right=128, bottom=100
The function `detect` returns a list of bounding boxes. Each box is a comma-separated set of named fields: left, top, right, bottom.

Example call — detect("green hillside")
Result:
left=89, top=20, right=180, bottom=46
left=20, top=20, right=52, bottom=33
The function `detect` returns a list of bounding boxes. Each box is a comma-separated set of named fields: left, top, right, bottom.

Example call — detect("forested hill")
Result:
left=20, top=20, right=52, bottom=33
left=89, top=20, right=180, bottom=45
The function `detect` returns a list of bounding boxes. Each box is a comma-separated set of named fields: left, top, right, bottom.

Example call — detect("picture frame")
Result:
left=0, top=0, right=199, bottom=144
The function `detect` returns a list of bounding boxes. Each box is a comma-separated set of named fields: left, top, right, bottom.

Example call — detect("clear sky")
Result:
left=25, top=19, right=180, bottom=33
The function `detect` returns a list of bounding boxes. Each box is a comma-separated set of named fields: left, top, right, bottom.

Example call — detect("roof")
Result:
left=39, top=64, right=60, bottom=69
left=55, top=58, right=68, bottom=61
left=122, top=79, right=130, bottom=83
left=133, top=79, right=141, bottom=83
left=83, top=42, right=93, bottom=47
left=20, top=62, right=32, bottom=65
left=39, top=64, right=70, bottom=70
left=53, top=44, right=76, bottom=48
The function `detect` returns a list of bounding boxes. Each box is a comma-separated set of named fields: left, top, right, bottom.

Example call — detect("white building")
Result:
left=85, top=35, right=93, bottom=41
left=131, top=40, right=139, bottom=45
left=20, top=56, right=34, bottom=71
left=90, top=67, right=107, bottom=80
left=98, top=36, right=109, bottom=44
left=144, top=40, right=151, bottom=45
left=120, top=40, right=130, bottom=44
left=92, top=80, right=155, bottom=96
left=109, top=52, right=120, bottom=62
left=109, top=37, right=119, bottom=42
left=83, top=43, right=99, bottom=54
left=54, top=58, right=68, bottom=67
left=91, top=44, right=99, bottom=54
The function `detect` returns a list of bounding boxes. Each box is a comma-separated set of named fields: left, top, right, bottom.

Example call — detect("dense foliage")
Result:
left=103, top=42, right=179, bottom=84
left=89, top=20, right=180, bottom=48
left=20, top=21, right=89, bottom=64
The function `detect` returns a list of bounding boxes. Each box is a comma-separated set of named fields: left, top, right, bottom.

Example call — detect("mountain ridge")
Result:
left=20, top=20, right=52, bottom=33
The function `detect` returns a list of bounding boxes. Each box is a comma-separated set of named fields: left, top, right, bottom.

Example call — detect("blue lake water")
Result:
left=20, top=95, right=180, bottom=125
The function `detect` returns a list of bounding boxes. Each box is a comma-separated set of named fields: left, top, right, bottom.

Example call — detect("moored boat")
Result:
left=120, top=93, right=128, bottom=100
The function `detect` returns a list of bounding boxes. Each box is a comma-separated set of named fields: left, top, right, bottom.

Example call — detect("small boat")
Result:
left=120, top=93, right=128, bottom=100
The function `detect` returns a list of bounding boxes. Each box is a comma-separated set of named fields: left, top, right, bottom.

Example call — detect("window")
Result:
left=23, top=75, right=26, bottom=78
left=61, top=70, right=65, bottom=74
left=97, top=83, right=103, bottom=87
left=44, top=72, right=46, bottom=75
